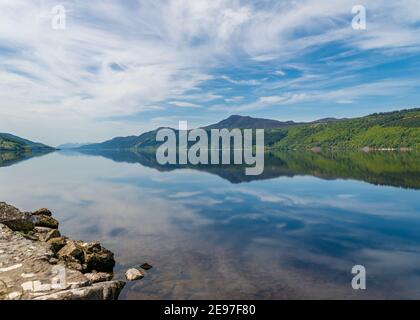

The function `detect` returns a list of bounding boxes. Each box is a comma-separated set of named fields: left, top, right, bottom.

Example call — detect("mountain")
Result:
left=311, top=117, right=344, bottom=124
left=78, top=115, right=302, bottom=151
left=58, top=143, right=92, bottom=150
left=203, top=115, right=299, bottom=130
left=79, top=129, right=159, bottom=151
left=78, top=108, right=420, bottom=151
left=266, top=108, right=420, bottom=149
left=0, top=133, right=55, bottom=152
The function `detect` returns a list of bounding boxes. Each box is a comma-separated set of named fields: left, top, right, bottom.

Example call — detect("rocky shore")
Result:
left=0, top=202, right=125, bottom=300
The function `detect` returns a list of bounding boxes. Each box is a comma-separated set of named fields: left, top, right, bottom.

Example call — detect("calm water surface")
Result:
left=1, top=150, right=420, bottom=299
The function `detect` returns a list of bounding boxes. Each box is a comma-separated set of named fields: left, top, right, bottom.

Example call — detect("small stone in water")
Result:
left=125, top=268, right=144, bottom=281
left=140, top=263, right=153, bottom=270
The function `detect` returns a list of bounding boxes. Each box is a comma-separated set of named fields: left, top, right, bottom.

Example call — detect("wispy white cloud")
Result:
left=221, top=75, right=261, bottom=86
left=274, top=70, right=286, bottom=76
left=169, top=101, right=202, bottom=108
left=336, top=100, right=355, bottom=104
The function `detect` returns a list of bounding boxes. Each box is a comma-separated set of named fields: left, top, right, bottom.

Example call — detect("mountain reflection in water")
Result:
left=74, top=149, right=420, bottom=189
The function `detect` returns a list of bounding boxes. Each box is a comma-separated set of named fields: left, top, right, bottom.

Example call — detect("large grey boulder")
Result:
left=34, top=227, right=61, bottom=242
left=0, top=202, right=34, bottom=232
left=82, top=242, right=115, bottom=272
left=32, top=208, right=52, bottom=217
left=33, top=215, right=59, bottom=229
left=47, top=237, right=67, bottom=254
left=58, top=240, right=84, bottom=262
left=57, top=240, right=116, bottom=273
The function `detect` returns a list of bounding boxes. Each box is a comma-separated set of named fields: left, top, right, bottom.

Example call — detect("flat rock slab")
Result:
left=0, top=224, right=124, bottom=300
left=33, top=281, right=126, bottom=300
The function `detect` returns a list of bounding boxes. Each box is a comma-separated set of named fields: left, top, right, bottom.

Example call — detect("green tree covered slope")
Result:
left=266, top=108, right=420, bottom=149
left=0, top=133, right=54, bottom=152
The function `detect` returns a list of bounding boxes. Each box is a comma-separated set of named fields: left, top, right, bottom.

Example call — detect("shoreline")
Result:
left=0, top=202, right=125, bottom=300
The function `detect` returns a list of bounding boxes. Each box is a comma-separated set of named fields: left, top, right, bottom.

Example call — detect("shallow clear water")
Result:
left=1, top=150, right=420, bottom=299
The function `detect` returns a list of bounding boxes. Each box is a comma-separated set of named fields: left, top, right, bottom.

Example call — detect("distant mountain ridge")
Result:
left=203, top=115, right=301, bottom=130
left=0, top=133, right=55, bottom=152
left=79, top=130, right=158, bottom=151
left=78, top=108, right=420, bottom=151
left=58, top=143, right=92, bottom=150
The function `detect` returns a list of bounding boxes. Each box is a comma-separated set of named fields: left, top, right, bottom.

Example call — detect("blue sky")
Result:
left=0, top=0, right=420, bottom=145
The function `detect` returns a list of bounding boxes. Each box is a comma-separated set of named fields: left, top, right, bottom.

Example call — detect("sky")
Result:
left=0, top=0, right=420, bottom=146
